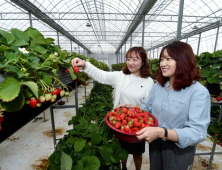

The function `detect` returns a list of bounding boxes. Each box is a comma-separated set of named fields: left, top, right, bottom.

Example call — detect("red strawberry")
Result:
left=0, top=116, right=4, bottom=124
left=114, top=122, right=121, bottom=129
left=133, top=121, right=141, bottom=128
left=216, top=97, right=222, bottom=101
left=73, top=66, right=79, bottom=73
left=121, top=107, right=127, bottom=113
left=127, top=117, right=132, bottom=122
left=124, top=125, right=130, bottom=132
left=65, top=69, right=69, bottom=73
left=119, top=113, right=125, bottom=121
left=122, top=120, right=127, bottom=126
left=29, top=98, right=38, bottom=108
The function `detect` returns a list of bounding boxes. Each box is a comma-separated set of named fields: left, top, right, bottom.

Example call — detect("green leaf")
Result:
left=10, top=28, right=29, bottom=43
left=0, top=90, right=25, bottom=112
left=82, top=145, right=93, bottom=156
left=0, top=76, right=21, bottom=102
left=22, top=81, right=38, bottom=98
left=10, top=40, right=28, bottom=46
left=110, top=153, right=120, bottom=163
left=200, top=69, right=210, bottom=77
left=210, top=125, right=221, bottom=133
left=25, top=27, right=44, bottom=40
left=91, top=130, right=101, bottom=146
left=117, top=148, right=128, bottom=161
left=74, top=138, right=86, bottom=152
left=38, top=87, right=44, bottom=97
left=0, top=46, right=9, bottom=53
left=79, top=118, right=89, bottom=127
left=24, top=87, right=33, bottom=98
left=67, top=65, right=77, bottom=80
left=66, top=136, right=78, bottom=145
left=60, top=151, right=72, bottom=170
left=86, top=156, right=100, bottom=170
left=4, top=51, right=18, bottom=61
left=0, top=29, right=15, bottom=44
left=49, top=164, right=60, bottom=170
left=30, top=45, right=47, bottom=54
left=207, top=75, right=219, bottom=83
left=54, top=45, right=61, bottom=52
left=215, top=50, right=222, bottom=57
left=41, top=74, right=52, bottom=86
left=97, top=144, right=113, bottom=162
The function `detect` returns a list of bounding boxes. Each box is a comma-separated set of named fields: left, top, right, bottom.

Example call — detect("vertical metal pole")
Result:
left=207, top=106, right=222, bottom=170
left=142, top=14, right=145, bottom=47
left=75, top=81, right=78, bottom=115
left=43, top=111, right=46, bottom=122
left=116, top=53, right=118, bottom=64
left=214, top=27, right=220, bottom=51
left=197, top=33, right=201, bottom=55
left=186, top=37, right=188, bottom=43
left=57, top=31, right=60, bottom=46
left=176, top=0, right=184, bottom=41
left=84, top=86, right=86, bottom=101
left=125, top=42, right=126, bottom=61
left=130, top=33, right=132, bottom=48
left=121, top=47, right=122, bottom=63
left=70, top=40, right=72, bottom=52
left=50, top=106, right=57, bottom=151
left=29, top=11, right=32, bottom=27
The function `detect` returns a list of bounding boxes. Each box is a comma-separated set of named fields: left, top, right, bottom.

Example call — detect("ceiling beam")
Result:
left=9, top=0, right=93, bottom=54
left=146, top=21, right=222, bottom=51
left=115, top=0, right=157, bottom=54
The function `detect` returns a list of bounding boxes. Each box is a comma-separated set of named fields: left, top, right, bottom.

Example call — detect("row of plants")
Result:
left=111, top=63, right=125, bottom=71
left=47, top=59, right=127, bottom=170
left=0, top=27, right=90, bottom=130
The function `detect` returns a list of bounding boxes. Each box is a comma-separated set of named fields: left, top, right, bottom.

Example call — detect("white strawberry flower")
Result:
left=91, top=120, right=96, bottom=124
left=54, top=52, right=58, bottom=56
left=19, top=47, right=29, bottom=54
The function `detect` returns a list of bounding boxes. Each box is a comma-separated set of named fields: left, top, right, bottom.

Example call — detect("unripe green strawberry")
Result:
left=38, top=96, right=45, bottom=103
left=52, top=95, right=57, bottom=99
left=37, top=103, right=42, bottom=107
left=51, top=98, right=56, bottom=103
left=65, top=92, right=70, bottom=97
left=25, top=100, right=30, bottom=104
left=60, top=90, right=65, bottom=97
left=45, top=94, right=52, bottom=101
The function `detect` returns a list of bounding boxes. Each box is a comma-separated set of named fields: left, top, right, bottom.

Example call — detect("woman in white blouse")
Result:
left=71, top=47, right=154, bottom=170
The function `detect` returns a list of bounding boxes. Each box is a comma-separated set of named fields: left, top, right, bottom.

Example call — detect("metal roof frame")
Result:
left=10, top=0, right=93, bottom=54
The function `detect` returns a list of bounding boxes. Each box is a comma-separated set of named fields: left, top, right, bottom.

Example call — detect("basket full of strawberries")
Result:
left=105, top=106, right=158, bottom=143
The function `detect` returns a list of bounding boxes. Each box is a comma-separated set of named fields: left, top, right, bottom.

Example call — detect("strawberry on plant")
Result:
left=51, top=89, right=60, bottom=95
left=52, top=95, right=57, bottom=99
left=216, top=96, right=222, bottom=102
left=45, top=94, right=52, bottom=101
left=65, top=92, right=70, bottom=97
left=65, top=69, right=69, bottom=73
left=0, top=116, right=4, bottom=124
left=73, top=66, right=79, bottom=73
left=56, top=88, right=62, bottom=93
left=29, top=98, right=38, bottom=108
left=0, top=126, right=1, bottom=131
left=60, top=90, right=65, bottom=97
left=38, top=96, right=45, bottom=103
left=51, top=98, right=56, bottom=103
left=37, top=103, right=42, bottom=107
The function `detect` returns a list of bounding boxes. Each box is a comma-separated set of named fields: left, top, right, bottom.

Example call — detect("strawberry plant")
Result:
left=47, top=59, right=128, bottom=170
left=0, top=27, right=83, bottom=112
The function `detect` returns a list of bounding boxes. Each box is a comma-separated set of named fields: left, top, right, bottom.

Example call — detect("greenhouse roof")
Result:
left=0, top=0, right=222, bottom=54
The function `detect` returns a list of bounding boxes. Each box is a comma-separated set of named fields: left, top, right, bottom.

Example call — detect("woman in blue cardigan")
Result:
left=117, top=41, right=211, bottom=170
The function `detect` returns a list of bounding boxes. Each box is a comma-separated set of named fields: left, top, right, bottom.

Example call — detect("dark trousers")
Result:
left=149, top=138, right=195, bottom=170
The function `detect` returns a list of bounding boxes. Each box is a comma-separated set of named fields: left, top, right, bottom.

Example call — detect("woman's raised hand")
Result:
left=116, top=103, right=137, bottom=109
left=71, top=58, right=86, bottom=69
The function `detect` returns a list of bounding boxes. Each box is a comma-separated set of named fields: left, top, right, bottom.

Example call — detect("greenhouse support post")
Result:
left=50, top=82, right=79, bottom=151
left=189, top=103, right=222, bottom=170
